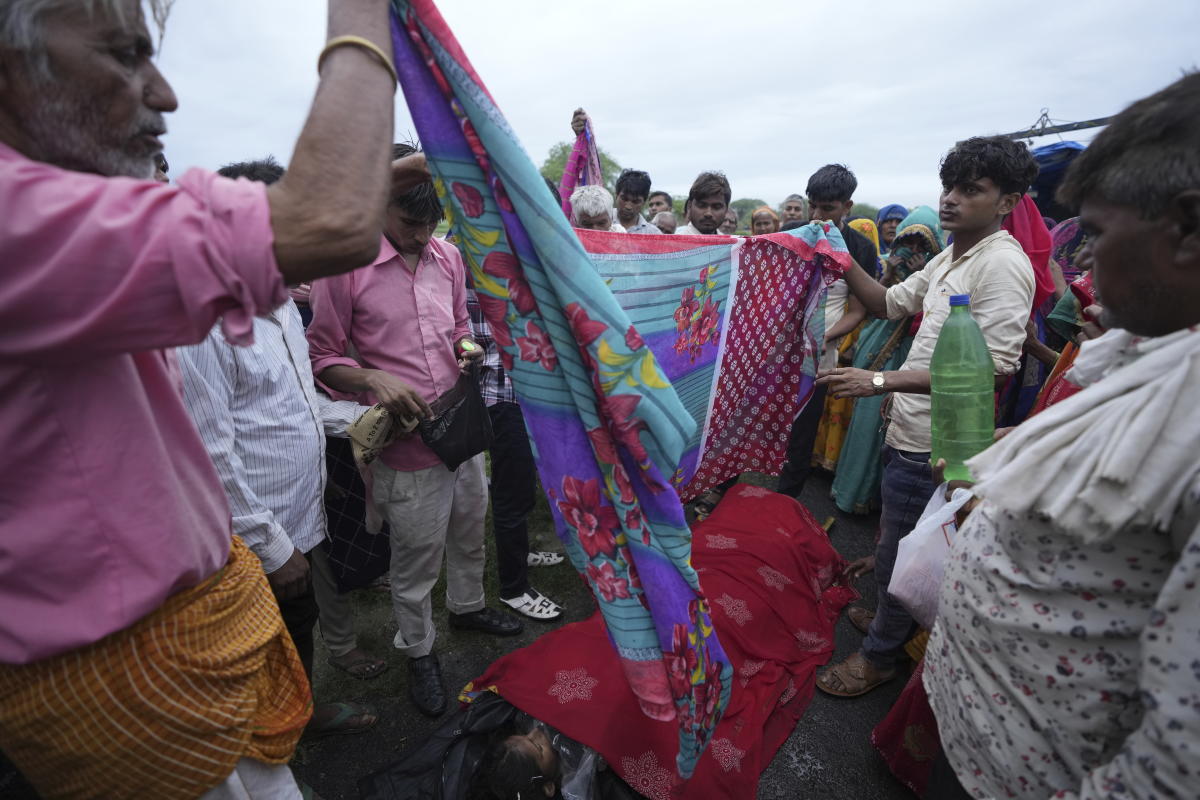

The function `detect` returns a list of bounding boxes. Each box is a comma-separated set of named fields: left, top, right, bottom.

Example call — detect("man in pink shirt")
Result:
left=0, top=1, right=416, bottom=797
left=309, top=143, right=523, bottom=719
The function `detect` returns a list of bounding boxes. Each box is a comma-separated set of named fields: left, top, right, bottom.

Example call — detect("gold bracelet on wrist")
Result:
left=317, top=35, right=398, bottom=87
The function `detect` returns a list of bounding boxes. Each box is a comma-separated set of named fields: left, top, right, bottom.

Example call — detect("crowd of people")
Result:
left=1, top=1, right=1198, bottom=798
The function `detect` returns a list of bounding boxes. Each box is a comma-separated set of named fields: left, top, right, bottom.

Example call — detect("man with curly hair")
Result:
left=815, top=135, right=1038, bottom=698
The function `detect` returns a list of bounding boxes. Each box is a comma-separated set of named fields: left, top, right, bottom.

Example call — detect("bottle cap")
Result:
left=949, top=294, right=971, bottom=307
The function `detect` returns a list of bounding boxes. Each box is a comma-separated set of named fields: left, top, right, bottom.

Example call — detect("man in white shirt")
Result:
left=178, top=159, right=384, bottom=738
left=815, top=135, right=1038, bottom=698
left=613, top=169, right=660, bottom=234
left=776, top=164, right=875, bottom=498
left=675, top=171, right=731, bottom=235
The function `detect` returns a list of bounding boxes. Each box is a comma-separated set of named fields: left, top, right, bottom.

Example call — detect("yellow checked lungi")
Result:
left=0, top=536, right=312, bottom=799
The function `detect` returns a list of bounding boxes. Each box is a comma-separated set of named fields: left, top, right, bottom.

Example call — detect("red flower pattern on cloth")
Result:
left=564, top=302, right=608, bottom=347
left=611, top=463, right=636, bottom=504
left=451, top=181, right=484, bottom=217
left=587, top=560, right=631, bottom=602
left=619, top=751, right=673, bottom=800
left=600, top=393, right=650, bottom=465
left=686, top=239, right=825, bottom=499
left=516, top=320, right=557, bottom=371
left=666, top=623, right=699, bottom=697
left=475, top=293, right=512, bottom=348
left=585, top=426, right=619, bottom=467
left=672, top=267, right=723, bottom=362
left=709, top=738, right=746, bottom=773
left=625, top=325, right=645, bottom=351
left=547, top=667, right=598, bottom=704
left=482, top=251, right=537, bottom=315
left=556, top=476, right=619, bottom=559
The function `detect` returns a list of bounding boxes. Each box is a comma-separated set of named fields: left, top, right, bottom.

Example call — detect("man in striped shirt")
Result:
left=178, top=159, right=386, bottom=738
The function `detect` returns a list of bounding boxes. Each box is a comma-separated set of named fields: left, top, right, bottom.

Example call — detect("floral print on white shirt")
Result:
left=925, top=485, right=1200, bottom=799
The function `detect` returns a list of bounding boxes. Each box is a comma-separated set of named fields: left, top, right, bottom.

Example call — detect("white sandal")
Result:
left=526, top=551, right=565, bottom=567
left=501, top=589, right=563, bottom=621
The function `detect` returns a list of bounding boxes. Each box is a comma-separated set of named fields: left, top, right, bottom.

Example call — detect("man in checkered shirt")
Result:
left=466, top=288, right=565, bottom=621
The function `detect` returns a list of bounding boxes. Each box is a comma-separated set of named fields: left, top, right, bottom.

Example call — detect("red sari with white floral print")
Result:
left=461, top=485, right=856, bottom=798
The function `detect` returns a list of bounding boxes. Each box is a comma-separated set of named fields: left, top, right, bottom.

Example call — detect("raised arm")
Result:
left=267, top=0, right=403, bottom=283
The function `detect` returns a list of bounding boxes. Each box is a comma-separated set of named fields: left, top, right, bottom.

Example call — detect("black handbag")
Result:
left=417, top=364, right=494, bottom=470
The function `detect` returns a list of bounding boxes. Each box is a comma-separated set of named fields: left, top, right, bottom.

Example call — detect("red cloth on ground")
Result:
left=1002, top=195, right=1055, bottom=312
left=462, top=485, right=856, bottom=799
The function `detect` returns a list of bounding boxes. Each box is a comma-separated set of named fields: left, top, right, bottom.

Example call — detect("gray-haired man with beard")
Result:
left=0, top=1, right=416, bottom=797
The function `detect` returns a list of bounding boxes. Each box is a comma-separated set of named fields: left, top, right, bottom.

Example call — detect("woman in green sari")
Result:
left=830, top=206, right=945, bottom=514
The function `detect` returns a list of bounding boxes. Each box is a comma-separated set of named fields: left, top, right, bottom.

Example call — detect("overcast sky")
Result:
left=156, top=0, right=1197, bottom=211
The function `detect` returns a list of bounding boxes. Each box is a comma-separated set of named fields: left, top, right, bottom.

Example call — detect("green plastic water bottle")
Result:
left=930, top=294, right=995, bottom=482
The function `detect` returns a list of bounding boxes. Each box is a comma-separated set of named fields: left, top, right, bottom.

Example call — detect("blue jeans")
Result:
left=861, top=445, right=934, bottom=670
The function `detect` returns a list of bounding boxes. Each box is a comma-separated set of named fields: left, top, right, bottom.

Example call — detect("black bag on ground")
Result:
left=418, top=364, right=493, bottom=471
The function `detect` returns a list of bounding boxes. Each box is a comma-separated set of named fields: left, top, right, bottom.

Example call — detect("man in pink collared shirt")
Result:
left=0, top=1, right=413, bottom=797
left=309, top=143, right=523, bottom=720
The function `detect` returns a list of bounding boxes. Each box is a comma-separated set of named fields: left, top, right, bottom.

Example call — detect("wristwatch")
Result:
left=871, top=371, right=886, bottom=394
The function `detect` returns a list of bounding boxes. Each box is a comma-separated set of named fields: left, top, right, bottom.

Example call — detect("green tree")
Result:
left=730, top=198, right=767, bottom=226
left=540, top=141, right=623, bottom=192
left=850, top=202, right=879, bottom=221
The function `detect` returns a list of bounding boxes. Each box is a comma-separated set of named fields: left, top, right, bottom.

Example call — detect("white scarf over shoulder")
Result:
left=968, top=326, right=1200, bottom=542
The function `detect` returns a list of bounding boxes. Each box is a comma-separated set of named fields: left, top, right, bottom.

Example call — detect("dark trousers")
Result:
left=927, top=751, right=974, bottom=799
left=776, top=384, right=829, bottom=498
left=276, top=560, right=320, bottom=682
left=488, top=402, right=537, bottom=599
left=862, top=445, right=934, bottom=669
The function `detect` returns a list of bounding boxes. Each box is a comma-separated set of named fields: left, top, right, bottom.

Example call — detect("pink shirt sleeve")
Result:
left=0, top=152, right=285, bottom=362
left=306, top=271, right=363, bottom=383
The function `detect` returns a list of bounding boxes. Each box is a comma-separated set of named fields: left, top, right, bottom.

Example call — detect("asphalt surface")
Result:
left=0, top=470, right=914, bottom=799
left=292, top=470, right=917, bottom=800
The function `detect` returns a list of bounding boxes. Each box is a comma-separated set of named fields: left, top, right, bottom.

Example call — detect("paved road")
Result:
left=293, top=471, right=916, bottom=800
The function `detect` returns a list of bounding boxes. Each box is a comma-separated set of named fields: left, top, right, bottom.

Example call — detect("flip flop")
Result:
left=327, top=651, right=388, bottom=680
left=501, top=589, right=563, bottom=621
left=526, top=551, right=565, bottom=567
left=303, top=701, right=377, bottom=740
left=816, top=652, right=896, bottom=698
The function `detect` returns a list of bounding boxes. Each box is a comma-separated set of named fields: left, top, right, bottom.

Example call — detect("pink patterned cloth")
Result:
left=558, top=124, right=604, bottom=218
left=0, top=141, right=286, bottom=663
left=689, top=237, right=827, bottom=495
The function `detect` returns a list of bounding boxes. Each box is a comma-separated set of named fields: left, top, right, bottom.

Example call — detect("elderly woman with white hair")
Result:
left=569, top=184, right=624, bottom=232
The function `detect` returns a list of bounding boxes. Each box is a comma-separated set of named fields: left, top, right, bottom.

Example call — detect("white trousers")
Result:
left=310, top=544, right=357, bottom=657
left=371, top=455, right=487, bottom=658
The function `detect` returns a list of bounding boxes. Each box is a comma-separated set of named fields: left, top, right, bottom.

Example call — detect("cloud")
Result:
left=157, top=0, right=1199, bottom=207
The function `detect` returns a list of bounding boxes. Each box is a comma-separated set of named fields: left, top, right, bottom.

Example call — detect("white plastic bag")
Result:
left=888, top=483, right=975, bottom=630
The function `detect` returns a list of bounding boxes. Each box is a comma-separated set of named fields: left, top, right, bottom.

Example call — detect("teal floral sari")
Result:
left=831, top=207, right=944, bottom=514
